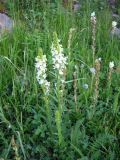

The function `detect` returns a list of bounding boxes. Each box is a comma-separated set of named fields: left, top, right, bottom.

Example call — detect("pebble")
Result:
left=0, top=13, right=13, bottom=34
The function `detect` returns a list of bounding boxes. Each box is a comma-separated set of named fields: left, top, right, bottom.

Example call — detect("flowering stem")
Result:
left=90, top=74, right=94, bottom=94
left=106, top=62, right=114, bottom=105
left=44, top=96, right=52, bottom=132
left=51, top=32, right=67, bottom=113
left=35, top=48, right=51, bottom=131
left=55, top=110, right=63, bottom=146
left=106, top=69, right=113, bottom=104
left=11, top=136, right=21, bottom=160
left=68, top=28, right=75, bottom=61
left=92, top=26, right=96, bottom=64
left=56, top=77, right=63, bottom=114
left=93, top=59, right=101, bottom=106
left=91, top=12, right=96, bottom=65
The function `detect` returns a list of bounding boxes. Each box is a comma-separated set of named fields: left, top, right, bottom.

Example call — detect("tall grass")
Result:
left=0, top=0, right=120, bottom=159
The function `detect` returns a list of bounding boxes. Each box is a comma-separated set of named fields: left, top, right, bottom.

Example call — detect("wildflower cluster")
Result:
left=51, top=32, right=67, bottom=79
left=35, top=48, right=50, bottom=95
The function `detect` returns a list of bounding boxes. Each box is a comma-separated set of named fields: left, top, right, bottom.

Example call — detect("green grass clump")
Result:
left=0, top=1, right=120, bottom=159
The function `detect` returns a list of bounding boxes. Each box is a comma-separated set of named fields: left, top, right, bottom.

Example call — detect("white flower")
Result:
left=95, top=58, right=102, bottom=63
left=112, top=21, right=117, bottom=28
left=35, top=52, right=50, bottom=95
left=59, top=70, right=64, bottom=75
left=98, top=57, right=102, bottom=62
left=91, top=12, right=95, bottom=17
left=44, top=80, right=50, bottom=94
left=38, top=79, right=44, bottom=85
left=90, top=67, right=96, bottom=74
left=83, top=84, right=89, bottom=89
left=109, top=61, right=114, bottom=69
left=91, top=11, right=96, bottom=23
left=51, top=35, right=67, bottom=78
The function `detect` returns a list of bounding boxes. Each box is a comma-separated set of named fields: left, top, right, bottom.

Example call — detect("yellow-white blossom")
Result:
left=109, top=61, right=114, bottom=69
left=112, top=21, right=117, bottom=28
left=35, top=49, right=50, bottom=95
left=51, top=32, right=67, bottom=77
left=91, top=11, right=96, bottom=22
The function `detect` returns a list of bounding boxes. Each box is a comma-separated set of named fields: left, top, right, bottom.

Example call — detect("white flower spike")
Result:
left=109, top=61, right=114, bottom=69
left=51, top=32, right=67, bottom=79
left=112, top=21, right=117, bottom=28
left=91, top=12, right=95, bottom=17
left=35, top=48, right=50, bottom=95
left=91, top=11, right=96, bottom=22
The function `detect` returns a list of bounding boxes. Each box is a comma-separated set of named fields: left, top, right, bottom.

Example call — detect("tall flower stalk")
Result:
left=68, top=28, right=75, bottom=60
left=90, top=67, right=96, bottom=92
left=11, top=136, right=21, bottom=160
left=55, top=110, right=63, bottom=146
left=51, top=32, right=67, bottom=146
left=51, top=32, right=67, bottom=79
left=51, top=32, right=68, bottom=112
left=111, top=21, right=117, bottom=34
left=108, top=61, right=114, bottom=84
left=107, top=61, right=114, bottom=104
left=91, top=12, right=97, bottom=64
left=35, top=48, right=51, bottom=130
left=93, top=58, right=101, bottom=106
left=35, top=48, right=50, bottom=95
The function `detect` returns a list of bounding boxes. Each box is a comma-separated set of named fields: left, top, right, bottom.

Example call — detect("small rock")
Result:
left=0, top=13, right=13, bottom=34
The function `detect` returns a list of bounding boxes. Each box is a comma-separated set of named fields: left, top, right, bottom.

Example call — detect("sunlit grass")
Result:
left=0, top=1, right=120, bottom=159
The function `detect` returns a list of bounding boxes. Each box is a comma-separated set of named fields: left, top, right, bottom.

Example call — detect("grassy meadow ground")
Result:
left=0, top=0, right=120, bottom=159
